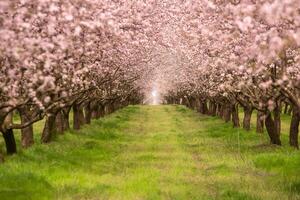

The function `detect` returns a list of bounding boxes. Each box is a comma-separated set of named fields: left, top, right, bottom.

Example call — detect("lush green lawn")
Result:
left=0, top=105, right=299, bottom=199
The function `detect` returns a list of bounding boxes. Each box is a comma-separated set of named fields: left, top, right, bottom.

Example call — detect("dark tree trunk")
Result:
left=274, top=104, right=281, bottom=136
left=95, top=105, right=102, bottom=119
left=256, top=111, right=264, bottom=133
left=289, top=107, right=300, bottom=148
left=73, top=104, right=85, bottom=130
left=79, top=105, right=86, bottom=125
left=189, top=98, right=194, bottom=110
left=0, top=152, right=4, bottom=163
left=111, top=102, right=116, bottom=113
left=194, top=99, right=200, bottom=112
left=209, top=102, right=217, bottom=116
left=216, top=104, right=222, bottom=117
left=199, top=101, right=204, bottom=114
left=101, top=105, right=106, bottom=116
left=85, top=102, right=92, bottom=124
left=105, top=104, right=111, bottom=115
left=184, top=97, right=189, bottom=107
left=288, top=105, right=293, bottom=115
left=223, top=104, right=231, bottom=123
left=55, top=110, right=64, bottom=134
left=284, top=103, right=289, bottom=114
left=231, top=104, right=240, bottom=128
left=41, top=114, right=56, bottom=143
left=202, top=100, right=208, bottom=114
left=187, top=98, right=192, bottom=109
left=265, top=112, right=281, bottom=145
left=1, top=129, right=17, bottom=155
left=91, top=104, right=99, bottom=119
left=243, top=107, right=253, bottom=131
left=193, top=99, right=198, bottom=110
left=92, top=109, right=97, bottom=119
left=19, top=107, right=34, bottom=148
left=73, top=104, right=81, bottom=130
left=62, top=107, right=71, bottom=130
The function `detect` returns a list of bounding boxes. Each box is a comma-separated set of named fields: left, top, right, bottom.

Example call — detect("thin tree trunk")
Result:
left=243, top=107, right=253, bottom=131
left=0, top=152, right=4, bottom=163
left=1, top=112, right=17, bottom=154
left=202, top=100, right=208, bottom=114
left=62, top=107, right=71, bottom=130
left=55, top=110, right=64, bottom=134
left=289, top=107, right=300, bottom=148
left=91, top=104, right=98, bottom=119
left=73, top=104, right=81, bottom=130
left=1, top=129, right=17, bottom=154
left=210, top=102, right=217, bottom=116
left=231, top=104, right=240, bottom=128
left=216, top=104, right=222, bottom=117
left=95, top=105, right=102, bottom=119
left=274, top=103, right=281, bottom=136
left=265, top=112, right=281, bottom=145
left=284, top=103, right=289, bottom=114
left=105, top=104, right=111, bottom=115
left=195, top=99, right=201, bottom=112
left=223, top=104, right=231, bottom=122
left=199, top=101, right=204, bottom=114
left=41, top=114, right=56, bottom=143
left=19, top=108, right=34, bottom=148
left=288, top=105, right=293, bottom=115
left=18, top=106, right=34, bottom=148
left=79, top=105, right=86, bottom=125
left=73, top=104, right=85, bottom=130
left=85, top=102, right=92, bottom=124
left=256, top=111, right=264, bottom=133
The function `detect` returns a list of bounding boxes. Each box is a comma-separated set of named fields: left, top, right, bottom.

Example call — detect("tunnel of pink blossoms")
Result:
left=0, top=0, right=300, bottom=155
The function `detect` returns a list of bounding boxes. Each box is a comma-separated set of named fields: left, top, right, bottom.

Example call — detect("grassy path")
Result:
left=0, top=105, right=300, bottom=199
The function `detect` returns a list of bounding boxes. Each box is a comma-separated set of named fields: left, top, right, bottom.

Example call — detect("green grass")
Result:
left=0, top=105, right=300, bottom=199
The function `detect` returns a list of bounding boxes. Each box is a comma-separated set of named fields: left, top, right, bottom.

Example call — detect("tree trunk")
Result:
left=216, top=104, right=222, bottom=117
left=202, top=100, right=208, bottom=114
left=1, top=129, right=17, bottom=155
left=288, top=105, right=293, bottom=115
left=73, top=104, right=85, bottom=130
left=85, top=102, right=92, bottom=124
left=265, top=112, right=281, bottom=145
left=289, top=107, right=300, bottom=148
left=55, top=110, right=64, bottom=134
left=91, top=104, right=98, bottom=119
left=223, top=104, right=231, bottom=122
left=210, top=102, right=217, bottom=116
left=199, top=101, right=204, bottom=114
left=231, top=104, right=240, bottom=128
left=274, top=103, right=281, bottom=136
left=62, top=107, right=71, bottom=130
left=41, top=114, right=56, bottom=143
left=95, top=105, right=102, bottom=119
left=105, top=104, right=111, bottom=115
left=19, top=109, right=34, bottom=148
left=194, top=99, right=201, bottom=112
left=0, top=152, right=4, bottom=163
left=193, top=99, right=198, bottom=111
left=243, top=107, right=253, bottom=131
left=284, top=103, right=289, bottom=114
left=256, top=111, right=264, bottom=133
left=1, top=112, right=17, bottom=154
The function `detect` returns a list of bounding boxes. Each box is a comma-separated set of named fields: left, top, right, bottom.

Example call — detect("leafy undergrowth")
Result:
left=0, top=105, right=299, bottom=200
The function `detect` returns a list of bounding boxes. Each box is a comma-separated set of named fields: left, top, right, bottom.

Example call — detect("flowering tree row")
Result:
left=162, top=0, right=300, bottom=148
left=0, top=0, right=163, bottom=156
